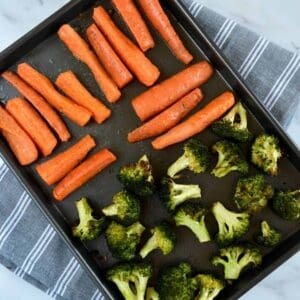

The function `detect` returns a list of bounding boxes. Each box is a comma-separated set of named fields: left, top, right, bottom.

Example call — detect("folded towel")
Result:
left=0, top=0, right=299, bottom=299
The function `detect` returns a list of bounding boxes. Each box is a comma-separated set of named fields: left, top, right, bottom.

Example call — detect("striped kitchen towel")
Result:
left=0, top=0, right=299, bottom=299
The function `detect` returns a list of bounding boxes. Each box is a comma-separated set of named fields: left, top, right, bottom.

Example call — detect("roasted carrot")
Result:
left=86, top=24, right=133, bottom=88
left=36, top=135, right=96, bottom=185
left=17, top=63, right=92, bottom=126
left=53, top=148, right=117, bottom=201
left=128, top=88, right=203, bottom=143
left=58, top=24, right=121, bottom=103
left=132, top=61, right=213, bottom=121
left=112, top=0, right=155, bottom=52
left=138, top=0, right=193, bottom=64
left=93, top=6, right=160, bottom=87
left=55, top=71, right=111, bottom=124
left=2, top=71, right=70, bottom=142
left=152, top=91, right=235, bottom=149
left=0, top=105, right=38, bottom=165
left=6, top=97, right=57, bottom=157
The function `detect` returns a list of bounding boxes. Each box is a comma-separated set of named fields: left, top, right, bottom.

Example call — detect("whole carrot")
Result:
left=2, top=71, right=70, bottom=142
left=0, top=106, right=38, bottom=165
left=6, top=97, right=57, bottom=157
left=17, top=63, right=92, bottom=127
left=58, top=24, right=121, bottom=103
left=112, top=0, right=155, bottom=52
left=128, top=88, right=203, bottom=143
left=93, top=6, right=160, bottom=87
left=86, top=24, right=133, bottom=88
left=56, top=71, right=111, bottom=124
left=36, top=135, right=96, bottom=185
left=53, top=148, right=117, bottom=201
left=138, top=0, right=193, bottom=64
left=152, top=92, right=235, bottom=150
left=132, top=61, right=213, bottom=121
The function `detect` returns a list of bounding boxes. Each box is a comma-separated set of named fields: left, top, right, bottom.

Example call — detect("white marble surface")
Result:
left=0, top=0, right=299, bottom=299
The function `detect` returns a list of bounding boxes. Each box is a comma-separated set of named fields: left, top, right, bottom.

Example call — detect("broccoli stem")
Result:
left=140, top=235, right=158, bottom=258
left=168, top=155, right=189, bottom=178
left=215, top=258, right=241, bottom=280
left=183, top=217, right=211, bottom=243
left=113, top=279, right=136, bottom=300
left=102, top=204, right=118, bottom=216
left=173, top=183, right=201, bottom=207
left=226, top=102, right=247, bottom=129
left=133, top=277, right=149, bottom=300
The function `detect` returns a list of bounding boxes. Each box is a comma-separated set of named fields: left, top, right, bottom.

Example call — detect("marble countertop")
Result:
left=0, top=0, right=299, bottom=299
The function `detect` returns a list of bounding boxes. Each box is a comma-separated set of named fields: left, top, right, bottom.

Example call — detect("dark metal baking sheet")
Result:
left=0, top=1, right=299, bottom=299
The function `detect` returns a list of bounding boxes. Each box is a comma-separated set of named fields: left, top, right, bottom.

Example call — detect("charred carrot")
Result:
left=138, top=0, right=193, bottom=64
left=6, top=97, right=57, bottom=156
left=0, top=106, right=38, bottom=165
left=86, top=24, right=133, bottom=88
left=112, top=0, right=155, bottom=52
left=36, top=135, right=96, bottom=185
left=17, top=63, right=92, bottom=126
left=53, top=148, right=117, bottom=201
left=93, top=6, right=160, bottom=87
left=132, top=61, right=213, bottom=121
left=55, top=71, right=111, bottom=124
left=58, top=24, right=121, bottom=103
left=128, top=88, right=203, bottom=143
left=2, top=71, right=70, bottom=142
left=152, top=91, right=235, bottom=149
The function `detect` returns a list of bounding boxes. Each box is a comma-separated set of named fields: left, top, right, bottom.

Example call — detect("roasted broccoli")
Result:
left=233, top=174, right=274, bottom=214
left=160, top=177, right=201, bottom=211
left=211, top=140, right=249, bottom=178
left=272, top=189, right=300, bottom=221
left=72, top=198, right=105, bottom=241
left=107, top=262, right=152, bottom=300
left=117, top=155, right=156, bottom=197
left=251, top=134, right=282, bottom=176
left=106, top=221, right=145, bottom=261
left=255, top=221, right=281, bottom=247
left=167, top=139, right=210, bottom=178
left=194, top=274, right=225, bottom=300
left=157, top=262, right=197, bottom=300
left=212, top=202, right=250, bottom=246
left=140, top=222, right=176, bottom=258
left=146, top=287, right=160, bottom=300
left=211, top=246, right=262, bottom=280
left=102, top=190, right=140, bottom=225
left=174, top=203, right=211, bottom=243
left=212, top=102, right=252, bottom=142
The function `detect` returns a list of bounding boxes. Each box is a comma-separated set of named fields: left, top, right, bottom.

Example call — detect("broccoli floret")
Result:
left=140, top=222, right=176, bottom=258
left=102, top=190, right=140, bottom=225
left=272, top=189, right=300, bottom=221
left=158, top=262, right=197, bottom=300
left=146, top=287, right=160, bottom=300
left=233, top=174, right=274, bottom=214
left=211, top=140, right=249, bottom=178
left=211, top=246, right=262, bottom=280
left=118, top=155, right=156, bottom=197
left=194, top=274, right=225, bottom=300
left=72, top=198, right=105, bottom=241
left=211, top=102, right=252, bottom=142
left=106, top=221, right=145, bottom=261
left=174, top=203, right=211, bottom=243
left=107, top=262, right=152, bottom=300
left=167, top=139, right=210, bottom=178
left=255, top=221, right=281, bottom=247
left=251, top=134, right=282, bottom=176
left=160, top=177, right=201, bottom=211
left=212, top=202, right=250, bottom=246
